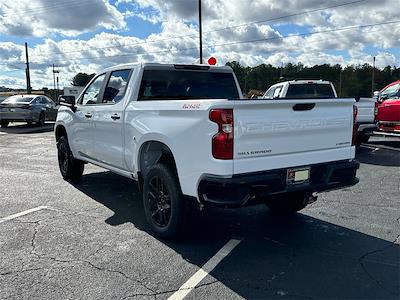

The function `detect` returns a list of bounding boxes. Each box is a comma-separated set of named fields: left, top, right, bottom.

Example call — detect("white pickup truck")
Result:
left=262, top=80, right=377, bottom=146
left=56, top=64, right=359, bottom=238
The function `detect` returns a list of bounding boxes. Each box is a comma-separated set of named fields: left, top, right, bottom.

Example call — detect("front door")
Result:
left=69, top=73, right=106, bottom=160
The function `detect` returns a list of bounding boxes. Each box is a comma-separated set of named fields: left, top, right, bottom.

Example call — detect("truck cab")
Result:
left=262, top=80, right=337, bottom=99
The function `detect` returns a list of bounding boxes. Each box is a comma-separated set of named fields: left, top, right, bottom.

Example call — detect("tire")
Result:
left=361, top=135, right=370, bottom=143
left=0, top=120, right=9, bottom=128
left=265, top=192, right=308, bottom=214
left=142, top=163, right=185, bottom=239
left=36, top=112, right=45, bottom=127
left=27, top=121, right=33, bottom=127
left=57, top=136, right=84, bottom=182
left=356, top=133, right=370, bottom=147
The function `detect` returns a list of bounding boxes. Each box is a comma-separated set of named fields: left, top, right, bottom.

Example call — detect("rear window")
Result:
left=138, top=70, right=240, bottom=100
left=285, top=84, right=335, bottom=99
left=3, top=96, right=34, bottom=103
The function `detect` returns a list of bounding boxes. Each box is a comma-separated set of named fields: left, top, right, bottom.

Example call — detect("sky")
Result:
left=0, top=0, right=399, bottom=89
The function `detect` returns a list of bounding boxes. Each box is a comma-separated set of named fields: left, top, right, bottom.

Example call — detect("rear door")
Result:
left=233, top=99, right=355, bottom=174
left=91, top=69, right=133, bottom=170
left=43, top=97, right=58, bottom=121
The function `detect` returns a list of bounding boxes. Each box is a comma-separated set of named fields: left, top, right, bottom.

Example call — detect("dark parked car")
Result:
left=0, top=95, right=58, bottom=127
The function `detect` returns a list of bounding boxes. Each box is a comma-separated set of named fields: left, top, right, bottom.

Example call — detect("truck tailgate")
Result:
left=233, top=99, right=356, bottom=174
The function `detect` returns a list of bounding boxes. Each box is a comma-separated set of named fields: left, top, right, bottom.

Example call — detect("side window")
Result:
left=264, top=87, right=275, bottom=99
left=40, top=97, right=47, bottom=104
left=102, top=69, right=131, bottom=104
left=47, top=98, right=56, bottom=106
left=80, top=74, right=106, bottom=105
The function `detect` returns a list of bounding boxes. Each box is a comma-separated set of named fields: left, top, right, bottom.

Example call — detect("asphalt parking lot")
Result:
left=0, top=123, right=399, bottom=300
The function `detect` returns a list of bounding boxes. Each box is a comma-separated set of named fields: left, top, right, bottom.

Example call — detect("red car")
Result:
left=376, top=80, right=400, bottom=134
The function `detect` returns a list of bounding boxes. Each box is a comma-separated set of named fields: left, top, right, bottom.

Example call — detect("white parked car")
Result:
left=55, top=64, right=359, bottom=238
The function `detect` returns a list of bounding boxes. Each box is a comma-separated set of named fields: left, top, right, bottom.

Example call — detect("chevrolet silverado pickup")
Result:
left=55, top=64, right=359, bottom=238
left=262, top=80, right=377, bottom=146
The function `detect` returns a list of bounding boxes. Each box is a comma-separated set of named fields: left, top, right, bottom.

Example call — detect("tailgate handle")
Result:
left=293, top=103, right=315, bottom=111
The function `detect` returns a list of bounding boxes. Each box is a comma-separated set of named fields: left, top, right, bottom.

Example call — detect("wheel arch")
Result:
left=137, top=140, right=179, bottom=190
left=55, top=124, right=67, bottom=142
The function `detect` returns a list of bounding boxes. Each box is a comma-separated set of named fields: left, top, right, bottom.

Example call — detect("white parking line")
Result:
left=0, top=206, right=48, bottom=224
left=168, top=239, right=241, bottom=300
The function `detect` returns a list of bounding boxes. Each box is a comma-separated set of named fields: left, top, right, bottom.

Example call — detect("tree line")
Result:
left=70, top=63, right=399, bottom=98
left=225, top=61, right=400, bottom=97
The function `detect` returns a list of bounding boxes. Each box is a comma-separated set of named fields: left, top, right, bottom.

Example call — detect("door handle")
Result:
left=293, top=103, right=315, bottom=111
left=111, top=113, right=120, bottom=120
left=84, top=113, right=92, bottom=118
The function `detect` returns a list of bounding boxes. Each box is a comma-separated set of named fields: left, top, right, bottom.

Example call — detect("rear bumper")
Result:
left=378, top=121, right=400, bottom=133
left=198, top=160, right=359, bottom=207
left=357, top=122, right=378, bottom=135
left=0, top=112, right=35, bottom=122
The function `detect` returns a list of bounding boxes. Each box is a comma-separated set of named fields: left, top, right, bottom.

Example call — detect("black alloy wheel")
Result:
left=58, top=138, right=69, bottom=176
left=57, top=136, right=84, bottom=182
left=147, top=175, right=172, bottom=228
left=142, top=163, right=185, bottom=239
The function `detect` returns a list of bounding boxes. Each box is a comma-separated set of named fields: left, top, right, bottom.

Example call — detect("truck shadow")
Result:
left=73, top=170, right=399, bottom=299
left=366, top=139, right=400, bottom=149
left=356, top=146, right=400, bottom=167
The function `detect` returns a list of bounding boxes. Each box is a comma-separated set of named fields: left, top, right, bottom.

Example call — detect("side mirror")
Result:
left=379, top=94, right=388, bottom=103
left=373, top=91, right=380, bottom=99
left=59, top=95, right=76, bottom=109
left=355, top=96, right=360, bottom=102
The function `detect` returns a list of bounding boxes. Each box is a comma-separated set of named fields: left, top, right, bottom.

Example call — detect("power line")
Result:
left=0, top=69, right=24, bottom=74
left=47, top=20, right=400, bottom=64
left=205, top=0, right=369, bottom=34
left=2, top=0, right=99, bottom=17
left=31, top=0, right=370, bottom=58
left=207, top=19, right=400, bottom=49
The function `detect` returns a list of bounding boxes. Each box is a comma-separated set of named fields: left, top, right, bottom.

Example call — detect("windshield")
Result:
left=138, top=70, right=240, bottom=100
left=380, top=83, right=400, bottom=99
left=285, top=83, right=335, bottom=99
left=3, top=96, right=34, bottom=103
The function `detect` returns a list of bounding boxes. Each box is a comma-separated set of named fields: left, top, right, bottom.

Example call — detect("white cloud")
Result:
left=0, top=0, right=399, bottom=89
left=0, top=0, right=126, bottom=37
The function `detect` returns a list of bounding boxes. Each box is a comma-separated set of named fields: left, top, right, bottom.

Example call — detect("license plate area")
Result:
left=287, top=167, right=310, bottom=185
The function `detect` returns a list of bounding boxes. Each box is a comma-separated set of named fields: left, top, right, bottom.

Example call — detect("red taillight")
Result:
left=352, top=105, right=358, bottom=146
left=209, top=109, right=233, bottom=159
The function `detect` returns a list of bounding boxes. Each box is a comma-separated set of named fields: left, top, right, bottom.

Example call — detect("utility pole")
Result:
left=371, top=56, right=376, bottom=96
left=52, top=64, right=60, bottom=102
left=198, top=0, right=203, bottom=64
left=25, top=42, right=31, bottom=94
left=56, top=76, right=59, bottom=103
left=339, top=68, right=342, bottom=97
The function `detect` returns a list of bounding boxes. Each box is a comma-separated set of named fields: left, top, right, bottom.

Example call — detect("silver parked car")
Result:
left=0, top=95, right=58, bottom=128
